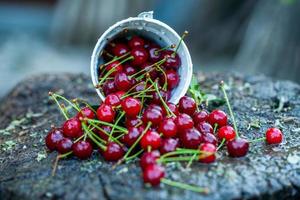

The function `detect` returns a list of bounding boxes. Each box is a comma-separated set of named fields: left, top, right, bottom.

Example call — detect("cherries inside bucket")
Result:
left=45, top=33, right=284, bottom=193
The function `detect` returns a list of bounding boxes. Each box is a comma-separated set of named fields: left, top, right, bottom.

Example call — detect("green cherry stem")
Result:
left=172, top=30, right=188, bottom=56
left=125, top=149, right=144, bottom=161
left=161, top=178, right=209, bottom=194
left=186, top=153, right=197, bottom=168
left=217, top=138, right=226, bottom=151
left=154, top=44, right=175, bottom=55
left=109, top=112, right=125, bottom=140
left=51, top=93, right=80, bottom=111
left=86, top=118, right=128, bottom=133
left=82, top=123, right=106, bottom=150
left=49, top=92, right=69, bottom=120
left=100, top=52, right=130, bottom=70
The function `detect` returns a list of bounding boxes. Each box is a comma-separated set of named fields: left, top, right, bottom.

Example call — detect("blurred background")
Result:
left=0, top=0, right=299, bottom=97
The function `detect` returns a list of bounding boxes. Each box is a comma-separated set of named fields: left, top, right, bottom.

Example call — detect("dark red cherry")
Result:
left=62, top=117, right=83, bottom=138
left=123, top=64, right=137, bottom=76
left=152, top=90, right=170, bottom=105
left=112, top=43, right=129, bottom=57
left=266, top=127, right=283, bottom=144
left=193, top=110, right=209, bottom=125
left=201, top=133, right=218, bottom=146
left=179, top=128, right=202, bottom=149
left=161, top=70, right=179, bottom=90
left=208, top=109, right=228, bottom=128
left=104, top=94, right=121, bottom=107
left=115, top=91, right=125, bottom=99
left=56, top=138, right=73, bottom=154
left=140, top=150, right=160, bottom=170
left=96, top=125, right=111, bottom=141
left=122, top=127, right=141, bottom=147
left=96, top=104, right=115, bottom=123
left=114, top=72, right=132, bottom=91
left=148, top=104, right=164, bottom=116
left=106, top=61, right=123, bottom=76
left=142, top=108, right=163, bottom=126
left=129, top=36, right=145, bottom=48
left=102, top=80, right=117, bottom=96
left=162, top=50, right=181, bottom=69
left=131, top=47, right=148, bottom=66
left=45, top=128, right=64, bottom=151
left=227, top=138, right=249, bottom=157
left=72, top=140, right=93, bottom=159
left=158, top=118, right=177, bottom=138
left=195, top=122, right=213, bottom=134
left=125, top=117, right=142, bottom=128
left=121, top=97, right=141, bottom=118
left=217, top=125, right=236, bottom=141
left=143, top=164, right=165, bottom=186
left=140, top=130, right=162, bottom=150
left=160, top=138, right=179, bottom=155
left=140, top=62, right=158, bottom=80
left=175, top=113, right=194, bottom=133
left=165, top=102, right=179, bottom=116
left=148, top=45, right=162, bottom=62
left=102, top=142, right=125, bottom=161
left=77, top=107, right=95, bottom=119
left=178, top=96, right=196, bottom=116
left=198, top=143, right=216, bottom=163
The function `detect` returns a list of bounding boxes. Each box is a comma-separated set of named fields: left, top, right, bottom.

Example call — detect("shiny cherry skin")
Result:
left=162, top=50, right=181, bottom=69
left=140, top=150, right=160, bottom=170
left=129, top=36, right=145, bottom=48
left=102, top=80, right=117, bottom=96
left=125, top=117, right=142, bottom=128
left=115, top=91, right=125, bottom=99
left=160, top=138, right=179, bottom=155
left=161, top=70, right=179, bottom=90
left=148, top=104, right=164, bottom=116
left=72, top=140, right=93, bottom=159
left=45, top=128, right=64, bottom=151
left=123, top=64, right=137, bottom=76
left=178, top=96, right=196, bottom=116
left=77, top=107, right=95, bottom=119
left=193, top=110, right=209, bottom=125
left=175, top=113, right=194, bottom=133
left=106, top=61, right=123, bottom=76
left=143, top=164, right=165, bottom=186
left=56, top=138, right=73, bottom=154
left=131, top=47, right=148, bottom=66
left=102, top=142, right=125, bottom=161
left=217, top=125, right=236, bottom=141
left=96, top=125, right=111, bottom=141
left=97, top=104, right=115, bottom=123
left=140, top=130, right=162, bottom=150
left=148, top=45, right=162, bottom=62
left=121, top=97, right=141, bottom=118
left=62, top=117, right=83, bottom=138
left=140, top=62, right=159, bottom=80
left=227, top=138, right=249, bottom=157
left=201, top=133, right=218, bottom=146
left=165, top=102, right=179, bottom=116
left=179, top=128, right=202, bottom=149
left=265, top=127, right=283, bottom=144
left=104, top=94, right=121, bottom=107
left=199, top=143, right=216, bottom=163
left=208, top=109, right=228, bottom=128
left=158, top=118, right=177, bottom=138
left=195, top=122, right=213, bottom=134
left=122, top=127, right=141, bottom=147
left=152, top=90, right=170, bottom=105
left=142, top=108, right=163, bottom=126
left=112, top=43, right=129, bottom=57
left=114, top=72, right=132, bottom=91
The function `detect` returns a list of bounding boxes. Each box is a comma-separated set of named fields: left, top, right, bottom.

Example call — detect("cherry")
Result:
left=227, top=138, right=249, bottom=157
left=198, top=143, right=216, bottom=163
left=122, top=127, right=141, bottom=147
left=96, top=104, right=115, bottom=123
left=45, top=128, right=64, bottom=151
left=195, top=122, right=213, bottom=134
left=140, top=62, right=159, bottom=80
left=162, top=50, right=181, bottom=69
left=72, top=140, right=93, bottom=159
left=102, top=142, right=124, bottom=161
left=121, top=97, right=141, bottom=118
left=106, top=61, right=123, bottom=76
left=148, top=45, right=162, bottom=62
left=160, top=138, right=179, bottom=155
left=175, top=113, right=194, bottom=133
left=104, top=94, right=121, bottom=107
left=208, top=109, right=228, bottom=128
left=140, top=150, right=160, bottom=170
left=152, top=89, right=170, bottom=105
left=102, top=80, right=117, bottom=96
left=134, top=81, right=148, bottom=93
left=123, top=64, right=137, bottom=76
left=131, top=47, right=148, bottom=66
left=165, top=102, right=179, bottom=116
left=125, top=117, right=142, bottom=128
left=62, top=117, right=83, bottom=138
left=129, top=36, right=145, bottom=48
left=77, top=107, right=95, bottom=119
left=142, top=108, right=163, bottom=126
left=115, top=91, right=125, bottom=99
left=161, top=70, right=179, bottom=90
left=56, top=138, right=73, bottom=154
left=178, top=96, right=196, bottom=116
left=201, top=133, right=218, bottom=146
left=140, top=130, right=162, bottom=150
left=158, top=118, right=177, bottom=138
left=266, top=127, right=283, bottom=144
left=179, top=128, right=202, bottom=149
left=143, top=164, right=165, bottom=186
left=148, top=104, right=164, bottom=116
left=193, top=110, right=209, bottom=125
left=114, top=72, right=132, bottom=91
left=217, top=125, right=236, bottom=141
left=96, top=125, right=111, bottom=141
left=112, top=43, right=129, bottom=57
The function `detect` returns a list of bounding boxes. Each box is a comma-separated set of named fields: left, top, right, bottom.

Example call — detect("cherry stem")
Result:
left=49, top=92, right=69, bottom=120
left=186, top=153, right=197, bottom=168
left=161, top=178, right=209, bottom=194
left=213, top=124, right=218, bottom=134
left=86, top=119, right=128, bottom=133
left=217, top=138, right=226, bottom=151
left=220, top=81, right=239, bottom=138
left=52, top=93, right=80, bottom=111
left=109, top=112, right=125, bottom=140
left=154, top=44, right=175, bottom=55
left=129, top=58, right=166, bottom=80
left=159, top=149, right=200, bottom=161
left=82, top=123, right=106, bottom=150
left=51, top=151, right=72, bottom=176
left=125, top=149, right=144, bottom=161
left=249, top=137, right=266, bottom=143
left=172, top=30, right=188, bottom=56
left=73, top=98, right=97, bottom=113
left=155, top=64, right=168, bottom=90
left=100, top=52, right=130, bottom=69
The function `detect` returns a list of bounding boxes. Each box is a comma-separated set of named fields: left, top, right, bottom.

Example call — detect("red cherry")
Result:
left=121, top=97, right=141, bottom=118
left=96, top=104, right=115, bottom=123
left=152, top=90, right=170, bottom=105
left=195, top=122, right=213, bottom=134
left=158, top=118, right=177, bottom=138
left=96, top=125, right=111, bottom=141
left=162, top=50, right=181, bottom=69
left=62, top=117, right=83, bottom=138
left=140, top=130, right=162, bottom=150
left=106, top=61, right=123, bottom=76
left=77, top=107, right=95, bottom=119
left=140, top=62, right=159, bottom=80
left=56, top=138, right=73, bottom=154
left=125, top=117, right=142, bottom=128
left=148, top=104, right=164, bottom=116
left=198, top=143, right=216, bottom=163
left=193, top=110, right=209, bottom=125
left=227, top=138, right=249, bottom=157
left=179, top=128, right=202, bottom=149
left=129, top=36, right=145, bottom=48
left=72, top=140, right=93, bottom=159
left=131, top=47, right=148, bottom=66
left=102, top=80, right=117, bottom=96
left=178, top=96, right=196, bottom=116
left=122, top=127, right=141, bottom=147
left=161, top=70, right=179, bottom=90
left=217, top=126, right=236, bottom=141
left=143, top=164, right=165, bottom=186
left=102, top=142, right=124, bottom=161
left=208, top=109, right=228, bottom=128
left=160, top=138, right=179, bottom=155
left=142, top=108, right=163, bottom=126
left=140, top=150, right=160, bottom=170
left=266, top=128, right=283, bottom=144
left=201, top=133, right=218, bottom=146
left=112, top=43, right=129, bottom=57
left=123, top=64, right=137, bottom=76
left=104, top=94, right=121, bottom=107
left=114, top=72, right=132, bottom=91
left=175, top=113, right=194, bottom=133
left=115, top=91, right=125, bottom=99
left=45, top=128, right=64, bottom=151
left=166, top=102, right=179, bottom=116
left=148, top=45, right=162, bottom=62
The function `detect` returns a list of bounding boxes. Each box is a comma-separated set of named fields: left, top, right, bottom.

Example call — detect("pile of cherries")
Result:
left=45, top=34, right=283, bottom=192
